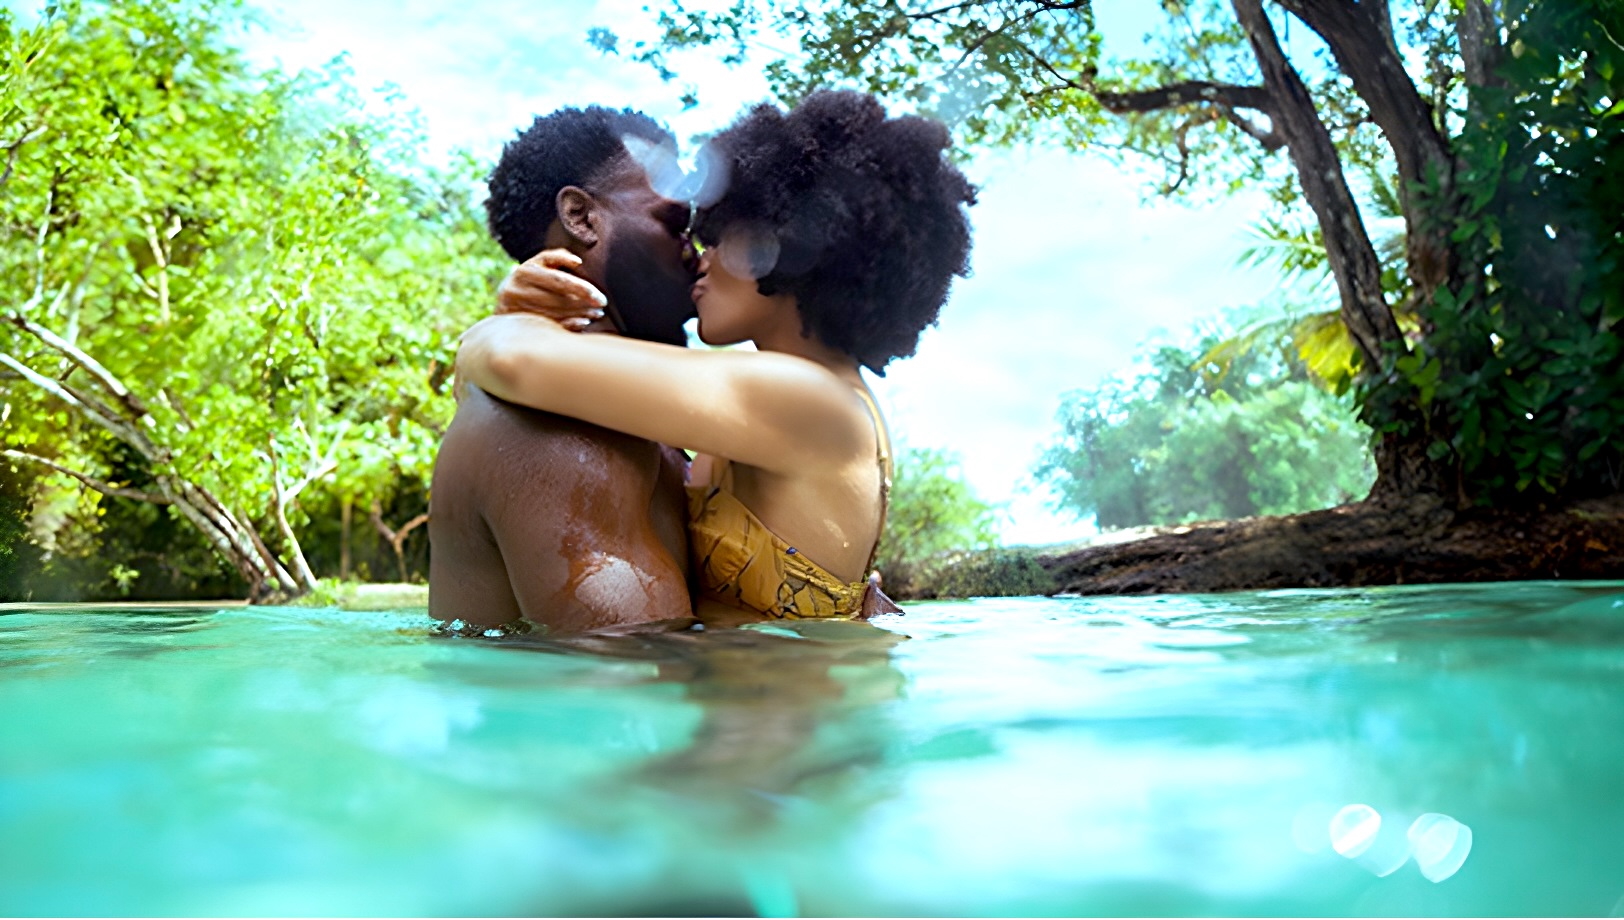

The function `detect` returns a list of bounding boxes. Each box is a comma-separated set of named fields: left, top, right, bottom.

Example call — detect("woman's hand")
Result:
left=497, top=249, right=609, bottom=331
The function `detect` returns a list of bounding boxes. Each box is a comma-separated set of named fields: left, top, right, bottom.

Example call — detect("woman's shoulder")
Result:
left=723, top=351, right=877, bottom=469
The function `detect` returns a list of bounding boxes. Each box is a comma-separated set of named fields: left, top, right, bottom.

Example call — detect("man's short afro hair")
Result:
left=693, top=89, right=976, bottom=374
left=485, top=106, right=674, bottom=262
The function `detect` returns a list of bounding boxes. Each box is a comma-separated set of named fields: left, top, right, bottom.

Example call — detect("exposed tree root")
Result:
left=1041, top=494, right=1624, bottom=595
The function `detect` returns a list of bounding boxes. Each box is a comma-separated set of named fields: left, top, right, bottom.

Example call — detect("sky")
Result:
left=33, top=0, right=1289, bottom=545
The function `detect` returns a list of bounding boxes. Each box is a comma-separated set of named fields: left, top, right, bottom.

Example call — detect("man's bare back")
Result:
left=428, top=386, right=689, bottom=633
left=427, top=106, right=699, bottom=634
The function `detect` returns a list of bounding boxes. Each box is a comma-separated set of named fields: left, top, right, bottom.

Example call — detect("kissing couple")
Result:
left=430, top=89, right=976, bottom=636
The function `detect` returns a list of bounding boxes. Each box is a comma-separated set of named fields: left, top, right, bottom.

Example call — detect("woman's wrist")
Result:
left=457, top=314, right=564, bottom=402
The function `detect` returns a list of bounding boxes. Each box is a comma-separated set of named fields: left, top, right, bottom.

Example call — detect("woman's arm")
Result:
left=456, top=313, right=868, bottom=474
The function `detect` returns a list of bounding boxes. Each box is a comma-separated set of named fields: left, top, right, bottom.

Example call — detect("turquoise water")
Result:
left=3, top=582, right=1623, bottom=916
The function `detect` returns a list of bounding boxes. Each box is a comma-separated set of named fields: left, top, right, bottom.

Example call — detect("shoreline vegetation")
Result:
left=14, top=489, right=1623, bottom=611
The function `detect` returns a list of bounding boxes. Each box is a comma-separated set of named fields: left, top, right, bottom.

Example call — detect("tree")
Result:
left=606, top=0, right=1624, bottom=510
left=0, top=2, right=505, bottom=600
left=1036, top=321, right=1374, bottom=529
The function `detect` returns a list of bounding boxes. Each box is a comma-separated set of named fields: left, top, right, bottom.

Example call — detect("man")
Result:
left=429, top=107, right=697, bottom=634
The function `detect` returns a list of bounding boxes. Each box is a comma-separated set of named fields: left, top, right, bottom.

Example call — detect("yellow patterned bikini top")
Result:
left=686, top=386, right=902, bottom=620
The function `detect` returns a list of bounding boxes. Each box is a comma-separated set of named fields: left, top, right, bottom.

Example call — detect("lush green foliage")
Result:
left=0, top=1, right=505, bottom=599
left=1036, top=318, right=1374, bottom=528
left=1368, top=0, right=1624, bottom=501
left=874, top=445, right=1000, bottom=592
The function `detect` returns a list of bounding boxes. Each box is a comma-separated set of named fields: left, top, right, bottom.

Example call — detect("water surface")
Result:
left=3, top=582, right=1622, bottom=915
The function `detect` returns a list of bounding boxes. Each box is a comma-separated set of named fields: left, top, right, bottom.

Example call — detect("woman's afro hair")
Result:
left=485, top=106, right=673, bottom=262
left=693, top=89, right=976, bottom=374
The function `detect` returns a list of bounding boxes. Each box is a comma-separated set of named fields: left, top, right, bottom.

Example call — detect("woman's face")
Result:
left=690, top=227, right=794, bottom=347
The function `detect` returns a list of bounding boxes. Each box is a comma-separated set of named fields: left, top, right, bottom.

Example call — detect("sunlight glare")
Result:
left=1408, top=813, right=1473, bottom=883
left=1328, top=803, right=1381, bottom=858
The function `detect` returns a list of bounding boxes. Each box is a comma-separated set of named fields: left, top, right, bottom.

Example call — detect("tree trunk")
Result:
left=1370, top=432, right=1455, bottom=504
left=1278, top=0, right=1461, bottom=303
left=1235, top=0, right=1464, bottom=503
left=1458, top=0, right=1507, bottom=93
left=340, top=497, right=352, bottom=580
left=153, top=475, right=297, bottom=600
left=1230, top=0, right=1404, bottom=368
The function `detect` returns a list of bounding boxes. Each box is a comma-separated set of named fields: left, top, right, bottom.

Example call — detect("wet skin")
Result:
left=428, top=160, right=697, bottom=633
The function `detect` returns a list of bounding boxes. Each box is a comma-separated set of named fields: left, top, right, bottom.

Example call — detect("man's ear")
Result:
left=556, top=186, right=602, bottom=247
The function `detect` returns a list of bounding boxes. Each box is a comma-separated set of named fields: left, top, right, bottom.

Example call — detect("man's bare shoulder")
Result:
left=448, top=384, right=654, bottom=457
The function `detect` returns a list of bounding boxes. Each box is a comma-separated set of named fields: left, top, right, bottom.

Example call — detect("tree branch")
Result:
left=182, top=480, right=265, bottom=566
left=1094, top=80, right=1274, bottom=115
left=0, top=352, right=287, bottom=593
left=397, top=513, right=429, bottom=542
left=31, top=188, right=51, bottom=306
left=2, top=449, right=172, bottom=505
left=236, top=499, right=299, bottom=596
left=157, top=388, right=194, bottom=430
left=1095, top=79, right=1287, bottom=153
left=4, top=312, right=150, bottom=419
left=1216, top=107, right=1286, bottom=151
left=370, top=501, right=400, bottom=544
left=57, top=378, right=128, bottom=432
left=1274, top=0, right=1458, bottom=296
left=272, top=489, right=318, bottom=592
left=907, top=1, right=981, bottom=22
left=57, top=241, right=106, bottom=347
left=1015, top=42, right=1090, bottom=92
left=1018, top=42, right=1287, bottom=154
left=0, top=124, right=45, bottom=189
left=1459, top=0, right=1505, bottom=90
left=158, top=483, right=279, bottom=593
left=0, top=349, right=155, bottom=455
left=370, top=502, right=429, bottom=582
left=943, top=2, right=1078, bottom=78
left=141, top=214, right=173, bottom=324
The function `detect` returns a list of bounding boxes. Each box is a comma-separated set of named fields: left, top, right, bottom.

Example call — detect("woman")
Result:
left=456, top=90, right=975, bottom=625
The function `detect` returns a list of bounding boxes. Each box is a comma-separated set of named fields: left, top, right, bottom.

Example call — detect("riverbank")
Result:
left=19, top=495, right=1622, bottom=609
left=895, top=494, right=1624, bottom=599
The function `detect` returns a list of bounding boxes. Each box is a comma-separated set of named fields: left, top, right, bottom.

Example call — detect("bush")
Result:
left=874, top=446, right=1000, bottom=594
left=899, top=547, right=1056, bottom=600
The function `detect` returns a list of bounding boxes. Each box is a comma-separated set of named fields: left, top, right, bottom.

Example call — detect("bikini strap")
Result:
left=853, top=385, right=892, bottom=577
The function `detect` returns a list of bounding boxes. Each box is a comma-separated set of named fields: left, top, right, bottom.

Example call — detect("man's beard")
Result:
left=601, top=235, right=695, bottom=347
